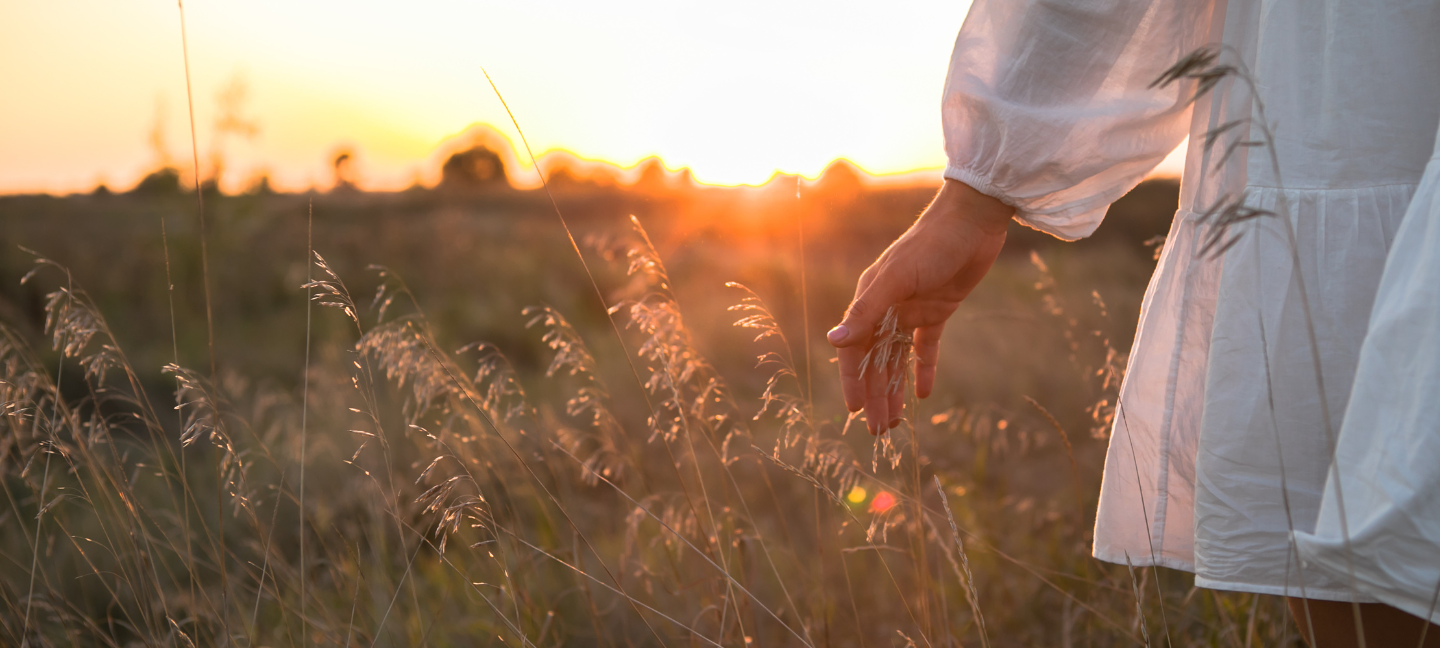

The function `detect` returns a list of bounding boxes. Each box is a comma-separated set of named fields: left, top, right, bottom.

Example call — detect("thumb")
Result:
left=828, top=273, right=905, bottom=348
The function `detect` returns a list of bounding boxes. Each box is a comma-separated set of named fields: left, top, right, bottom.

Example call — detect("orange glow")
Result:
left=0, top=1, right=981, bottom=195
left=869, top=491, right=897, bottom=514
left=0, top=2, right=1184, bottom=196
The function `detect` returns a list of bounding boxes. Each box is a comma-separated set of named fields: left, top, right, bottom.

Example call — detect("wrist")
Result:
left=931, top=178, right=1015, bottom=236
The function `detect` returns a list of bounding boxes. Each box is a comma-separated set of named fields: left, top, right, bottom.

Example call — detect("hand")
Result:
left=827, top=179, right=1013, bottom=433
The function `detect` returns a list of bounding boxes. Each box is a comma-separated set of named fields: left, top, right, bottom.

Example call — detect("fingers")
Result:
left=834, top=270, right=908, bottom=430
left=913, top=322, right=946, bottom=399
left=837, top=344, right=867, bottom=413
left=863, top=362, right=891, bottom=434
left=828, top=268, right=906, bottom=349
left=887, top=376, right=904, bottom=429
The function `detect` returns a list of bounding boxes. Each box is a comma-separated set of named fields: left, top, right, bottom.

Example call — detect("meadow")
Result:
left=0, top=158, right=1304, bottom=646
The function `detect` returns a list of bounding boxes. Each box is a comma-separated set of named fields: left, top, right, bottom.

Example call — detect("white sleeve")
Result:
left=942, top=0, right=1213, bottom=240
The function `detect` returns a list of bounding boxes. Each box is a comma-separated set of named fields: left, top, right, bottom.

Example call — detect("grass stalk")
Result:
left=175, top=3, right=228, bottom=639
left=300, top=201, right=313, bottom=645
left=934, top=476, right=989, bottom=648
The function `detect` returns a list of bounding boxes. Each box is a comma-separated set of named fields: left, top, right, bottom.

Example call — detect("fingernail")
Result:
left=827, top=325, right=848, bottom=344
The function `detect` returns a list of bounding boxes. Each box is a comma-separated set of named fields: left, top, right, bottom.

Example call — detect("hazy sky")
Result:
left=0, top=1, right=1182, bottom=194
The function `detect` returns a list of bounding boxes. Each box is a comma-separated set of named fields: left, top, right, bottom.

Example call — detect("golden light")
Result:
left=0, top=1, right=1186, bottom=195
left=0, top=1, right=983, bottom=195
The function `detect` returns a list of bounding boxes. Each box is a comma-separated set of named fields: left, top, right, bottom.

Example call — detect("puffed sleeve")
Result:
left=943, top=0, right=1215, bottom=240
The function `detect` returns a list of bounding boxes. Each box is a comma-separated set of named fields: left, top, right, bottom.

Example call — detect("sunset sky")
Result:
left=1, top=1, right=1184, bottom=194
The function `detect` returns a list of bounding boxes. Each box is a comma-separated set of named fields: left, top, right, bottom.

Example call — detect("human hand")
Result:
left=827, top=179, right=1013, bottom=433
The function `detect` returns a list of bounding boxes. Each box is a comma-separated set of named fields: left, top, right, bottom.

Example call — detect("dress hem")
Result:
left=1093, top=548, right=1195, bottom=573
left=1095, top=549, right=1377, bottom=602
left=1193, top=577, right=1377, bottom=603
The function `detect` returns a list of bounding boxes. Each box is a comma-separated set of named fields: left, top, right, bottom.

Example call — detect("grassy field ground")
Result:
left=0, top=171, right=1304, bottom=646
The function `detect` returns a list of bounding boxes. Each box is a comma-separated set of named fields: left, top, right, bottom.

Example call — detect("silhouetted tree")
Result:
left=440, top=145, right=507, bottom=189
left=130, top=167, right=182, bottom=195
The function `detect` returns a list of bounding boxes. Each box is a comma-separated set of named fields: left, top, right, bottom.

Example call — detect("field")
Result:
left=0, top=166, right=1303, bottom=646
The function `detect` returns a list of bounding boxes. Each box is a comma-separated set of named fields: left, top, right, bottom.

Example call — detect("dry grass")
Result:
left=0, top=174, right=1308, bottom=645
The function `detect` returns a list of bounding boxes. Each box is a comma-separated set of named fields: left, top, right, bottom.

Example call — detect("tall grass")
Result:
left=0, top=200, right=1304, bottom=644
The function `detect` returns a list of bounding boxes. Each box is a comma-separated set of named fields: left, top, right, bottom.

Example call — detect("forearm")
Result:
left=925, top=179, right=1015, bottom=238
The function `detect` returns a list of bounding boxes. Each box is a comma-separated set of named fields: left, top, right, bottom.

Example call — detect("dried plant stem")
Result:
left=1125, top=553, right=1153, bottom=648
left=370, top=496, right=535, bottom=645
left=653, top=336, right=749, bottom=643
left=1257, top=313, right=1317, bottom=641
left=414, top=337, right=670, bottom=647
left=480, top=69, right=656, bottom=415
left=176, top=2, right=227, bottom=636
left=476, top=78, right=756, bottom=638
left=1418, top=578, right=1440, bottom=648
left=175, top=0, right=217, bottom=381
left=1116, top=405, right=1173, bottom=647
left=904, top=394, right=936, bottom=645
left=839, top=551, right=870, bottom=648
left=20, top=308, right=63, bottom=645
left=344, top=542, right=361, bottom=647
left=250, top=472, right=287, bottom=630
left=561, top=443, right=815, bottom=647
left=1024, top=396, right=1085, bottom=511
left=1164, top=46, right=1366, bottom=643
left=1247, top=69, right=1366, bottom=644
left=160, top=211, right=201, bottom=628
left=857, top=307, right=912, bottom=396
left=501, top=530, right=724, bottom=647
left=858, top=466, right=1143, bottom=643
left=299, top=202, right=312, bottom=645
left=934, top=476, right=988, bottom=648
left=756, top=448, right=930, bottom=644
left=796, top=177, right=814, bottom=416
left=796, top=183, right=829, bottom=644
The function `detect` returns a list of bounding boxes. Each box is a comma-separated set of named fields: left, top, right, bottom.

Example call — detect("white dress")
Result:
left=942, top=0, right=1440, bottom=614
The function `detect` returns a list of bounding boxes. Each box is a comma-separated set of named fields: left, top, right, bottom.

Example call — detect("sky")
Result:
left=0, top=1, right=1184, bottom=194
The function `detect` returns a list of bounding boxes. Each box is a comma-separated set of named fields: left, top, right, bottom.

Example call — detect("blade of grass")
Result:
left=21, top=271, right=70, bottom=644
left=557, top=442, right=815, bottom=647
left=300, top=201, right=313, bottom=645
left=934, top=476, right=989, bottom=648
left=175, top=2, right=227, bottom=638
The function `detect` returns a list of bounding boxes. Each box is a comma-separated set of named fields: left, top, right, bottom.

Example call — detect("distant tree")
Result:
left=246, top=174, right=274, bottom=195
left=546, top=164, right=583, bottom=188
left=440, top=145, right=508, bottom=189
left=130, top=167, right=182, bottom=195
left=130, top=95, right=181, bottom=196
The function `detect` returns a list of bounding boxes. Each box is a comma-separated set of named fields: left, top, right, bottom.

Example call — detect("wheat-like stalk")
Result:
left=857, top=306, right=913, bottom=395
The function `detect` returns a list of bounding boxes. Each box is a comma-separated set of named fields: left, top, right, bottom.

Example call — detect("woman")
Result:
left=827, top=1, right=1440, bottom=645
